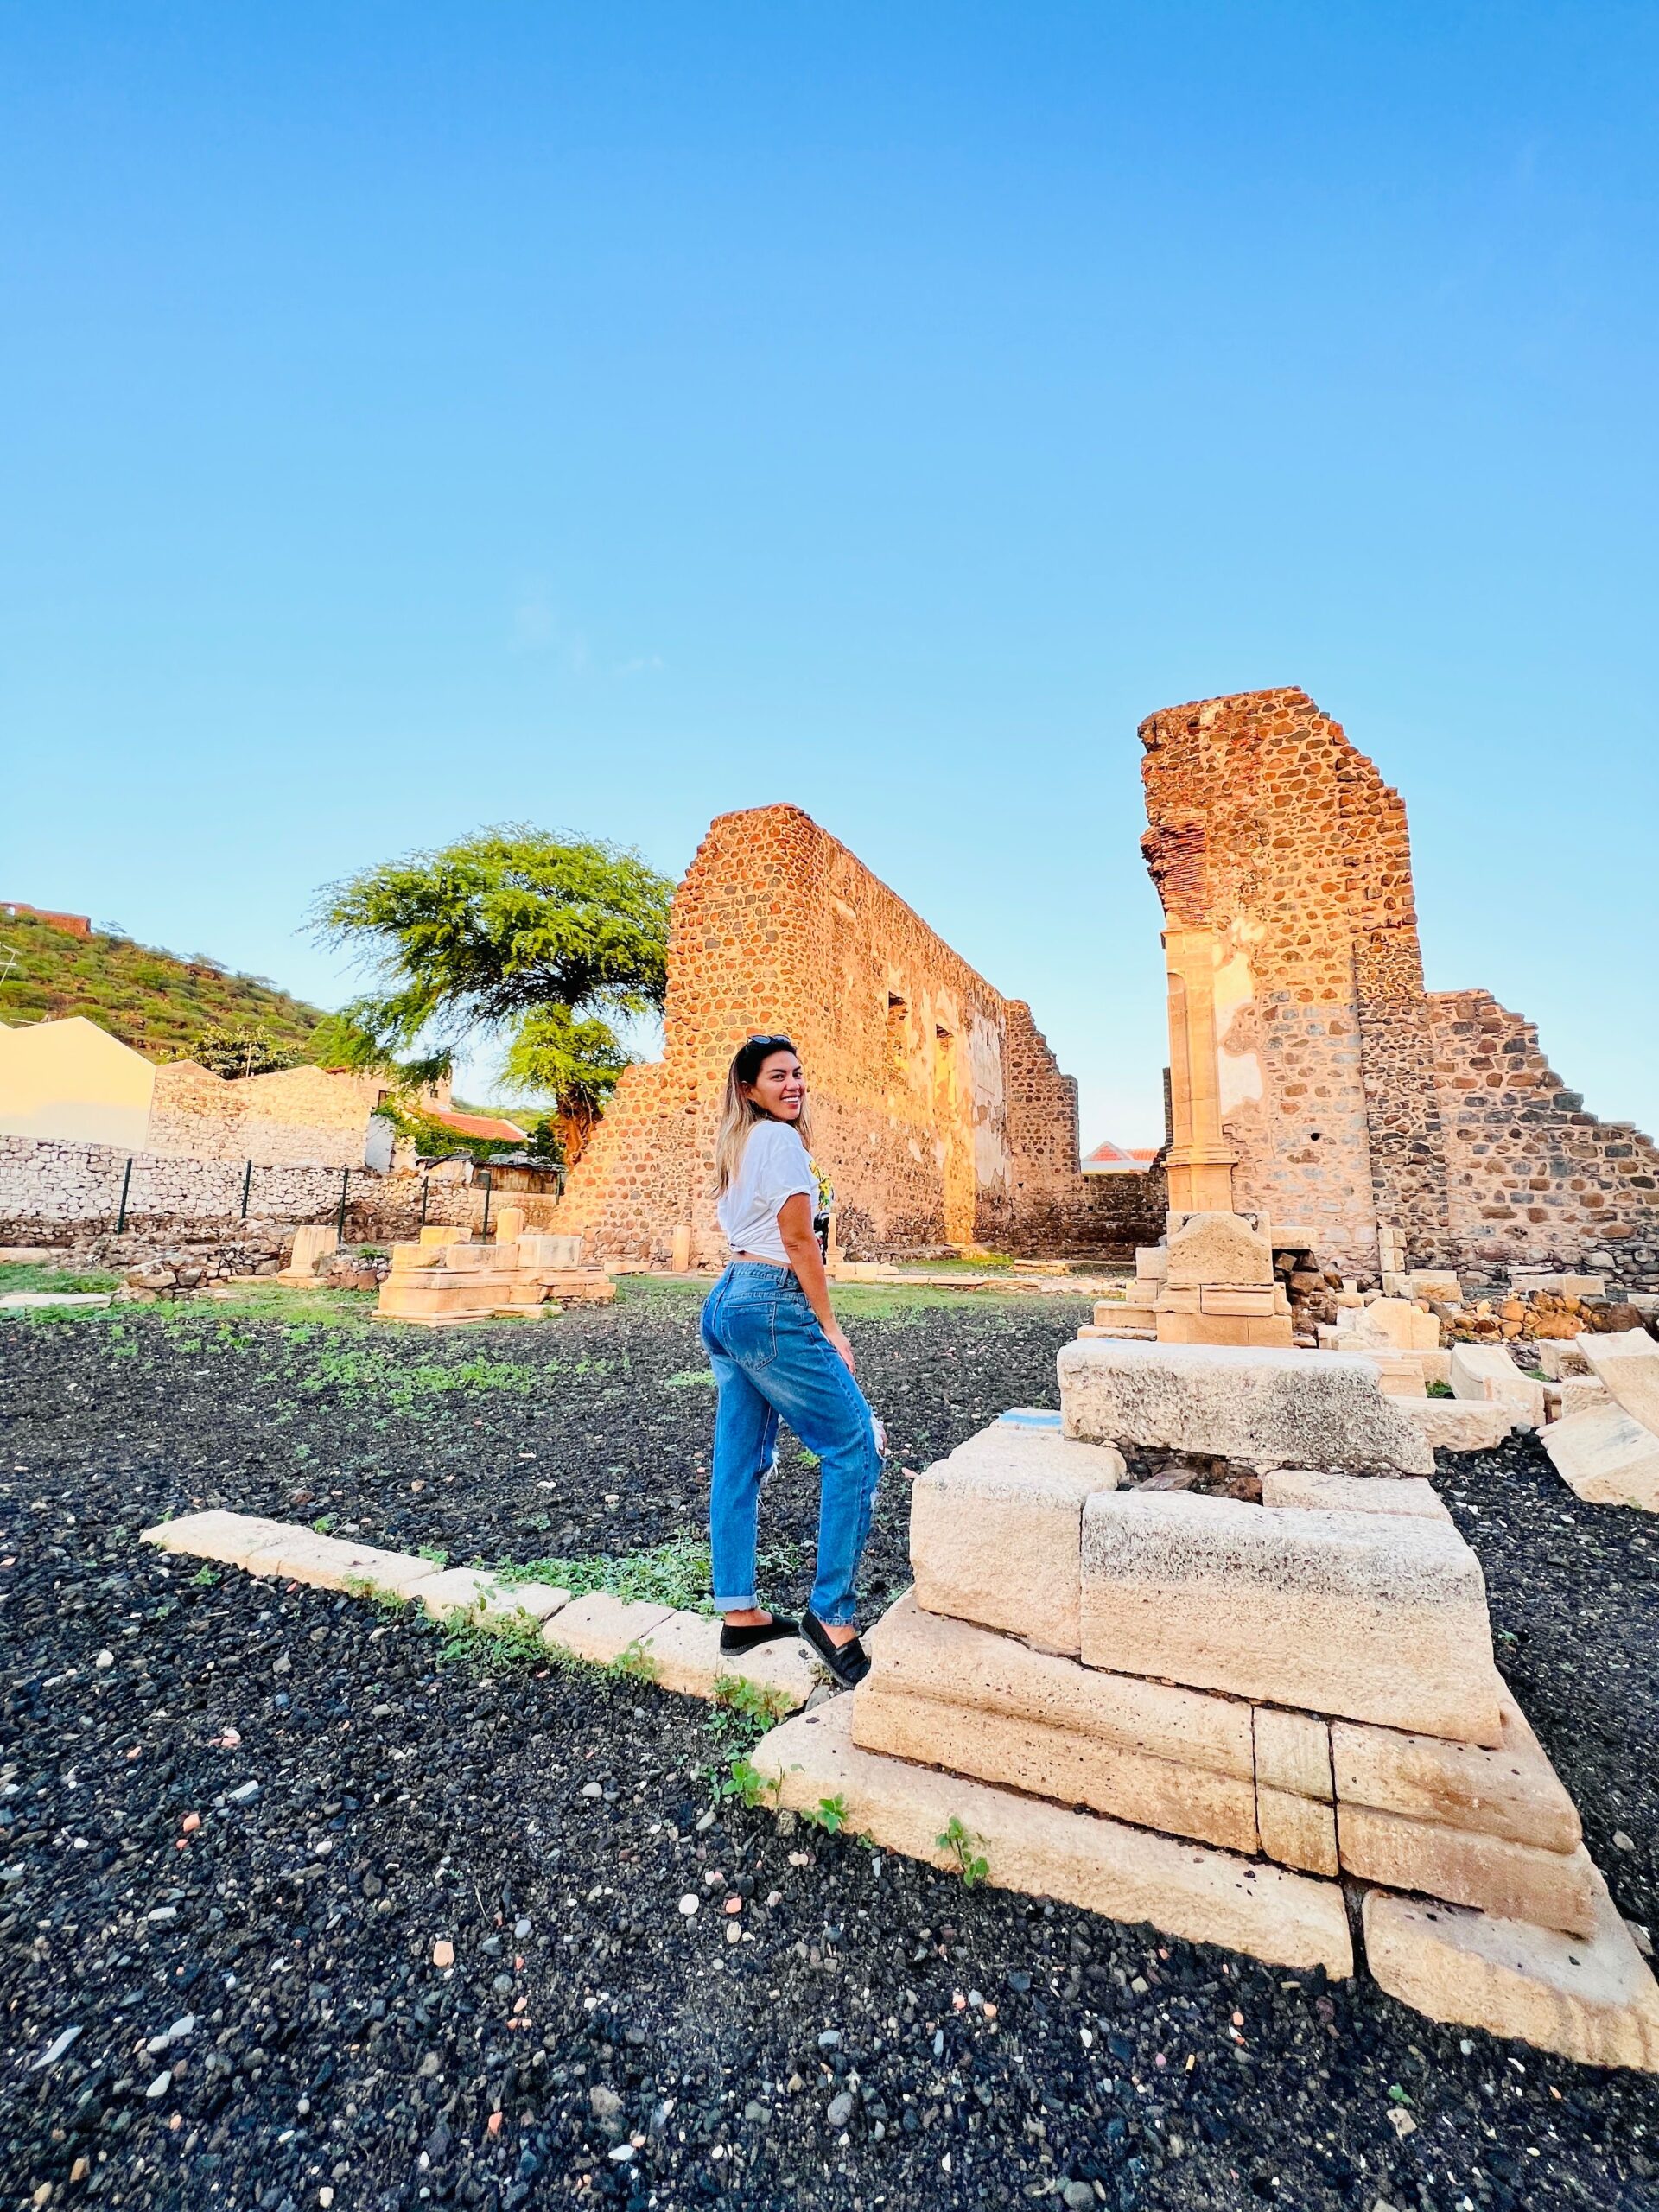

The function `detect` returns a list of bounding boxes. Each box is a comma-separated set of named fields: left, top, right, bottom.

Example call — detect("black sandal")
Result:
left=719, top=1613, right=798, bottom=1655
left=801, top=1610, right=871, bottom=1688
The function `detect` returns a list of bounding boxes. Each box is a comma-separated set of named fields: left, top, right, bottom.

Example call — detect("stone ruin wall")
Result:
left=555, top=804, right=1160, bottom=1262
left=1141, top=686, right=1659, bottom=1282
left=147, top=1061, right=389, bottom=1170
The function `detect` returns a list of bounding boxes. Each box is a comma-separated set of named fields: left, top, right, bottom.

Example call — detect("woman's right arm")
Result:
left=778, top=1192, right=855, bottom=1374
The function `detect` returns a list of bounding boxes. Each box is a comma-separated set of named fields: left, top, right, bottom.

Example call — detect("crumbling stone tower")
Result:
left=554, top=804, right=1158, bottom=1262
left=1141, top=686, right=1659, bottom=1281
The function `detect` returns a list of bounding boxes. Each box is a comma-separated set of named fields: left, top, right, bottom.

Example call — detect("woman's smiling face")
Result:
left=745, top=1049, right=806, bottom=1121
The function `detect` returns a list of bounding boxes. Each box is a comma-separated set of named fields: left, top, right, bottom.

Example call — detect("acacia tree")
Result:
left=310, top=825, right=672, bottom=1160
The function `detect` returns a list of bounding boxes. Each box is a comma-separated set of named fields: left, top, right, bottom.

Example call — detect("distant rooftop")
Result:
left=426, top=1107, right=529, bottom=1144
left=1082, top=1138, right=1158, bottom=1174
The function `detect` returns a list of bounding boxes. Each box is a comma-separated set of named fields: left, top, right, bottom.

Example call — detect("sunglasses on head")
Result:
left=746, top=1033, right=795, bottom=1049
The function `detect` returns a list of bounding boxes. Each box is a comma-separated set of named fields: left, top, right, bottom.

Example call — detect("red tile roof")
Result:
left=425, top=1108, right=529, bottom=1143
left=1084, top=1139, right=1159, bottom=1166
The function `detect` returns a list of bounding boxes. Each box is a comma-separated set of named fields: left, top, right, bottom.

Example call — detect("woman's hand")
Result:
left=824, top=1323, right=857, bottom=1376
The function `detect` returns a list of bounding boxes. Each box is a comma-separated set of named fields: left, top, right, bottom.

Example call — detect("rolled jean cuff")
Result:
left=713, top=1594, right=757, bottom=1612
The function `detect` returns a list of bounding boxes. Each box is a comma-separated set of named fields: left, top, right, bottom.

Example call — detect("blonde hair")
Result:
left=713, top=1035, right=816, bottom=1194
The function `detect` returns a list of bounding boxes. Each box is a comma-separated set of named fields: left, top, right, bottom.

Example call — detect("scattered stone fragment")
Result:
left=1542, top=1404, right=1659, bottom=1512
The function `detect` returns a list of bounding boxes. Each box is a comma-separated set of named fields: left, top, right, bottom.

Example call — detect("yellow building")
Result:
left=0, top=1015, right=156, bottom=1149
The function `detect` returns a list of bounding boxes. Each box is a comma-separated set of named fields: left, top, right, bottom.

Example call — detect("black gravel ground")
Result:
left=4, top=1281, right=1659, bottom=2212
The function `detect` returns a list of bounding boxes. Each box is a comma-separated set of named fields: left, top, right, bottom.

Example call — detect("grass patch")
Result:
left=296, top=1342, right=543, bottom=1407
left=498, top=1535, right=715, bottom=1611
left=0, top=1262, right=123, bottom=1296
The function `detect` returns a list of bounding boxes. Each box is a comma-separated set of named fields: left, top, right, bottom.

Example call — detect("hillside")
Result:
left=0, top=909, right=328, bottom=1063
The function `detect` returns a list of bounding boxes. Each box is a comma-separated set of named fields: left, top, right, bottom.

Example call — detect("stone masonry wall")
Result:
left=147, top=1061, right=388, bottom=1169
left=1140, top=685, right=1659, bottom=1282
left=0, top=1133, right=370, bottom=1230
left=554, top=804, right=1113, bottom=1262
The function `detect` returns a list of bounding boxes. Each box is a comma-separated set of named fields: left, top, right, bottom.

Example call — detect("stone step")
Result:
left=1363, top=1871, right=1659, bottom=2071
left=1058, top=1338, right=1433, bottom=1476
left=751, top=1694, right=1354, bottom=1978
left=1261, top=1471, right=1452, bottom=1523
left=142, top=1512, right=818, bottom=1714
left=1339, top=1805, right=1595, bottom=1937
left=1079, top=1491, right=1503, bottom=1745
left=416, top=1568, right=571, bottom=1625
left=911, top=1421, right=1124, bottom=1655
left=1330, top=1694, right=1581, bottom=1854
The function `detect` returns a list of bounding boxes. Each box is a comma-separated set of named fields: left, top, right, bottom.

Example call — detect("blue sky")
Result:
left=4, top=3, right=1656, bottom=1145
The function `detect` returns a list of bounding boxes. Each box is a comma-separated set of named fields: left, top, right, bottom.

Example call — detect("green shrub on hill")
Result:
left=0, top=910, right=327, bottom=1063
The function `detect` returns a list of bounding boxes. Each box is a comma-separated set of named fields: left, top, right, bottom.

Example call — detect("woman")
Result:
left=700, top=1033, right=883, bottom=1689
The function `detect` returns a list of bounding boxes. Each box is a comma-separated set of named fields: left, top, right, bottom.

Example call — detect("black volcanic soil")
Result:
left=3, top=1282, right=1657, bottom=2211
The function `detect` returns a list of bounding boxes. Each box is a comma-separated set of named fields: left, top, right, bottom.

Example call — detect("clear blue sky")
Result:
left=5, top=3, right=1656, bottom=1145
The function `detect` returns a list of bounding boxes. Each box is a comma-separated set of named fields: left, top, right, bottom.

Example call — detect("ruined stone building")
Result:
left=1143, top=686, right=1659, bottom=1279
left=555, top=804, right=1161, bottom=1262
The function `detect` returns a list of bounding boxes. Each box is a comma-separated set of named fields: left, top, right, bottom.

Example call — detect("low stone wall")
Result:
left=0, top=1133, right=375, bottom=1230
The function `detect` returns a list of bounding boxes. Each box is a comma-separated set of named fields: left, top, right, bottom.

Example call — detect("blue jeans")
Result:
left=700, top=1261, right=883, bottom=1626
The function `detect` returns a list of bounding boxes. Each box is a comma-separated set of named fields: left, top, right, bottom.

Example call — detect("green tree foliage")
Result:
left=185, top=1022, right=304, bottom=1079
left=311, top=827, right=672, bottom=1141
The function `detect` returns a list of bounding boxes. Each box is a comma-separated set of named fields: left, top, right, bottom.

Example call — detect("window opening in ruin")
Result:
left=887, top=995, right=909, bottom=1073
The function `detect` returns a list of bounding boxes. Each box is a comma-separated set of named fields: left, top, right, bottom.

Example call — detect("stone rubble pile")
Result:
left=372, top=1212, right=616, bottom=1325
left=754, top=1352, right=1659, bottom=2069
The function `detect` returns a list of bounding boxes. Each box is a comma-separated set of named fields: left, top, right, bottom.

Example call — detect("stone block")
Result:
left=633, top=1610, right=820, bottom=1711
left=1541, top=1403, right=1659, bottom=1511
left=1257, top=1788, right=1338, bottom=1876
left=1091, top=1300, right=1158, bottom=1332
left=1418, top=1351, right=1452, bottom=1389
left=1538, top=1340, right=1592, bottom=1381
left=1135, top=1246, right=1168, bottom=1281
left=911, top=1421, right=1124, bottom=1654
left=1450, top=1344, right=1546, bottom=1430
left=1262, top=1471, right=1451, bottom=1524
left=1354, top=1300, right=1440, bottom=1352
left=753, top=1697, right=1353, bottom=1977
left=1253, top=1707, right=1332, bottom=1800
left=142, top=1510, right=297, bottom=1568
left=1197, top=1285, right=1280, bottom=1317
left=518, top=1233, right=583, bottom=1268
left=276, top=1224, right=338, bottom=1282
left=865, top=1590, right=1255, bottom=1777
left=1578, top=1328, right=1659, bottom=1438
left=492, top=1207, right=526, bottom=1245
left=1408, top=1272, right=1464, bottom=1304
left=1058, top=1339, right=1434, bottom=1476
left=542, top=1592, right=675, bottom=1665
left=241, top=1530, right=442, bottom=1600
left=852, top=1684, right=1260, bottom=1853
left=1330, top=1694, right=1580, bottom=1853
left=1354, top=1351, right=1428, bottom=1398
left=1164, top=1211, right=1274, bottom=1289
left=1395, top=1398, right=1514, bottom=1453
left=1078, top=1492, right=1502, bottom=1744
left=1544, top=1376, right=1610, bottom=1423
left=417, top=1225, right=453, bottom=1246
left=1363, top=1871, right=1659, bottom=2071
left=416, top=1568, right=571, bottom=1625
left=1338, top=1804, right=1595, bottom=1936
left=1155, top=1311, right=1296, bottom=1348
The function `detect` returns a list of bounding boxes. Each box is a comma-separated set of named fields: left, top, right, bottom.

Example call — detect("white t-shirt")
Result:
left=717, top=1119, right=819, bottom=1265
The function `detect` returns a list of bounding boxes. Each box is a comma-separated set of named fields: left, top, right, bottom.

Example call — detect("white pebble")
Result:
left=145, top=2069, right=172, bottom=2099
left=94, top=1650, right=114, bottom=1670
left=677, top=1894, right=699, bottom=1917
